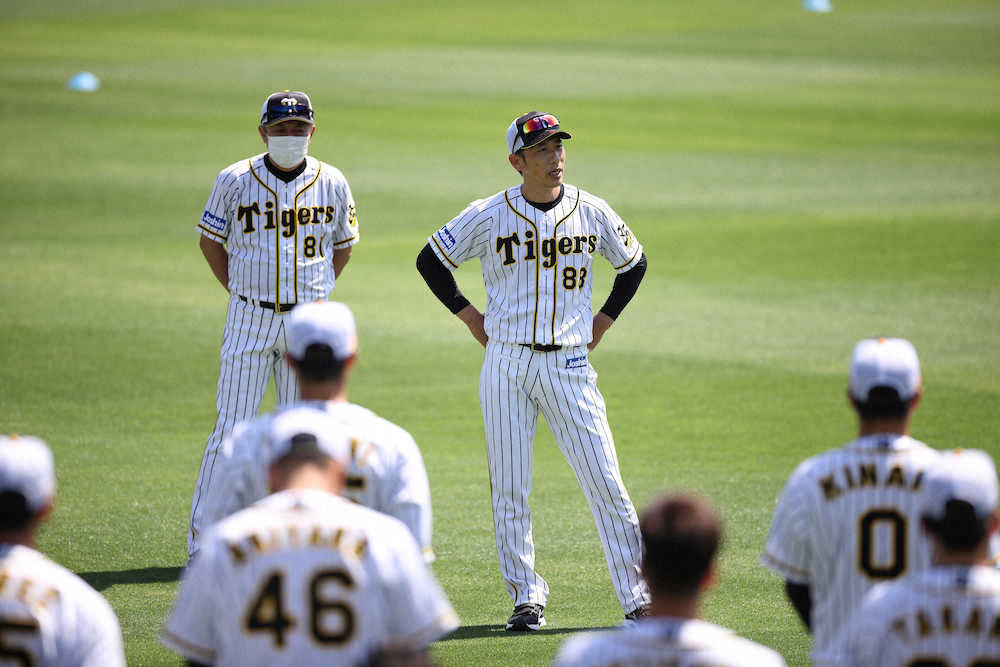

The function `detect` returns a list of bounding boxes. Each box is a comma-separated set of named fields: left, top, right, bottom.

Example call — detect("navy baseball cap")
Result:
left=260, top=91, right=314, bottom=127
left=506, top=111, right=572, bottom=154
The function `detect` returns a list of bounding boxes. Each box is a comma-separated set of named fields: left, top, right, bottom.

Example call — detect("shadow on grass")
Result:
left=79, top=566, right=183, bottom=591
left=438, top=624, right=615, bottom=641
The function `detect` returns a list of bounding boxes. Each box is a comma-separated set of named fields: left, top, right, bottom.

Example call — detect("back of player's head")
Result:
left=640, top=493, right=722, bottom=597
left=0, top=435, right=55, bottom=531
left=849, top=337, right=921, bottom=419
left=268, top=407, right=351, bottom=471
left=286, top=301, right=357, bottom=383
left=922, top=449, right=999, bottom=552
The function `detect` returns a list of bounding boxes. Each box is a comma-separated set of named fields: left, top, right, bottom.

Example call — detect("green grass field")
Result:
left=2, top=0, right=998, bottom=664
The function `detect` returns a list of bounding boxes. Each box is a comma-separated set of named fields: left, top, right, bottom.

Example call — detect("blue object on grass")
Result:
left=67, top=71, right=100, bottom=92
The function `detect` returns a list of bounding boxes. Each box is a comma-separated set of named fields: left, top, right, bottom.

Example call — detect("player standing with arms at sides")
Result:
left=189, top=301, right=434, bottom=562
left=416, top=111, right=650, bottom=630
left=761, top=337, right=945, bottom=666
left=190, top=90, right=360, bottom=554
left=0, top=435, right=126, bottom=667
left=554, top=493, right=786, bottom=666
left=836, top=449, right=1000, bottom=666
left=163, top=408, right=458, bottom=667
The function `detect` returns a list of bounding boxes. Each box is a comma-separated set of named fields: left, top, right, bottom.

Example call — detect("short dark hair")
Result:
left=923, top=500, right=990, bottom=552
left=291, top=343, right=347, bottom=383
left=853, top=386, right=912, bottom=420
left=0, top=491, right=35, bottom=531
left=272, top=433, right=333, bottom=469
left=640, top=494, right=722, bottom=597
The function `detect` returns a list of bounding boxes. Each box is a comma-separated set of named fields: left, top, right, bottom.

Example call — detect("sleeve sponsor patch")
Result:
left=201, top=210, right=227, bottom=233
left=435, top=226, right=457, bottom=250
left=566, top=355, right=588, bottom=369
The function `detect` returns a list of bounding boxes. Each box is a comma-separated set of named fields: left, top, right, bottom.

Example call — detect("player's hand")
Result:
left=456, top=305, right=488, bottom=347
left=588, top=312, right=614, bottom=351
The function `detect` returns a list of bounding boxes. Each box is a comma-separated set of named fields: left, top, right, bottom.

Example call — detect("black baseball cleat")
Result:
left=505, top=603, right=546, bottom=631
left=623, top=604, right=650, bottom=626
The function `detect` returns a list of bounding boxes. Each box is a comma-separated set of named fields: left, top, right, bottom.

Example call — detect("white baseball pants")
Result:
left=481, top=342, right=649, bottom=613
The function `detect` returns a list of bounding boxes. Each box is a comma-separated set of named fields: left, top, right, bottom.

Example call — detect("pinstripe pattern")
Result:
left=838, top=565, right=1000, bottom=666
left=554, top=617, right=787, bottom=666
left=190, top=152, right=358, bottom=552
left=430, top=182, right=648, bottom=614
left=428, top=185, right=643, bottom=347
left=482, top=343, right=647, bottom=612
left=761, top=434, right=945, bottom=666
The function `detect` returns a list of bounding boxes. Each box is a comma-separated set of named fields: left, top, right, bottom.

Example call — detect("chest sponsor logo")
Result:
left=566, top=355, right=587, bottom=369
left=236, top=202, right=335, bottom=237
left=496, top=230, right=597, bottom=268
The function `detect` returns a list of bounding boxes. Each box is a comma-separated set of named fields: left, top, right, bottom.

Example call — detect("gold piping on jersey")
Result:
left=614, top=244, right=642, bottom=271
left=504, top=189, right=541, bottom=345
left=333, top=234, right=358, bottom=248
left=548, top=188, right=581, bottom=342
left=197, top=224, right=226, bottom=242
left=430, top=235, right=458, bottom=268
left=292, top=161, right=323, bottom=306
left=248, top=159, right=280, bottom=310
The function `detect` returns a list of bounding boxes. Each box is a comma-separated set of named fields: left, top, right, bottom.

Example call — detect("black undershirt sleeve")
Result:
left=599, top=253, right=647, bottom=320
left=785, top=581, right=812, bottom=632
left=416, top=244, right=471, bottom=315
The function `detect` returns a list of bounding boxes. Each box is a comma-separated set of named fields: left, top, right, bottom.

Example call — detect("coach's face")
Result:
left=258, top=119, right=315, bottom=144
left=511, top=136, right=565, bottom=190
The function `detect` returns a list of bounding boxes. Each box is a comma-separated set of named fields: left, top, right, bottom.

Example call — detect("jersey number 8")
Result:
left=245, top=569, right=355, bottom=648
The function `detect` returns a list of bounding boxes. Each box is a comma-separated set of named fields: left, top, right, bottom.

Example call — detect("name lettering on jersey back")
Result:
left=496, top=230, right=598, bottom=268
left=236, top=202, right=336, bottom=235
left=226, top=523, right=368, bottom=565
left=888, top=604, right=1000, bottom=642
left=0, top=570, right=60, bottom=611
left=819, top=462, right=925, bottom=501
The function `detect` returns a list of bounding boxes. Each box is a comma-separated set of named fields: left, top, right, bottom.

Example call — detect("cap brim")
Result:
left=261, top=116, right=315, bottom=127
left=520, top=129, right=572, bottom=151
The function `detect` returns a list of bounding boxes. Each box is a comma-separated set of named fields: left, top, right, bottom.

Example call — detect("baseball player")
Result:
left=761, top=337, right=946, bottom=666
left=189, top=300, right=434, bottom=561
left=0, top=434, right=126, bottom=667
left=163, top=407, right=458, bottom=667
left=416, top=111, right=650, bottom=630
left=836, top=449, right=1000, bottom=666
left=555, top=493, right=786, bottom=666
left=189, top=90, right=359, bottom=554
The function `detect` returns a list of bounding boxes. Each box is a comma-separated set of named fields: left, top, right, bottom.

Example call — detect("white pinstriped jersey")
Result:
left=163, top=489, right=458, bottom=667
left=554, top=617, right=787, bottom=667
left=195, top=400, right=434, bottom=559
left=0, top=544, right=125, bottom=667
left=838, top=565, right=1000, bottom=666
left=198, top=154, right=358, bottom=303
left=762, top=434, right=944, bottom=666
left=428, top=184, right=643, bottom=347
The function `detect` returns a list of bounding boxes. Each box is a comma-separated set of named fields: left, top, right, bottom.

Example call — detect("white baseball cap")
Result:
left=285, top=301, right=357, bottom=361
left=0, top=434, right=55, bottom=514
left=923, top=449, right=999, bottom=522
left=268, top=407, right=351, bottom=465
left=848, top=337, right=921, bottom=402
left=505, top=111, right=572, bottom=154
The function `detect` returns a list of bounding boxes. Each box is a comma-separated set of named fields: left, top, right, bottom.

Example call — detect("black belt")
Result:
left=521, top=343, right=562, bottom=352
left=238, top=295, right=295, bottom=313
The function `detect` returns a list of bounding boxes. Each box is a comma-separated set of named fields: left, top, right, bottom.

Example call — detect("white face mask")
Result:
left=267, top=135, right=310, bottom=169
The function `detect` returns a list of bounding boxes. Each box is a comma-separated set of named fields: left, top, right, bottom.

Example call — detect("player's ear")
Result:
left=285, top=353, right=296, bottom=370
left=258, top=125, right=268, bottom=145
left=699, top=563, right=717, bottom=593
left=508, top=152, right=524, bottom=174
left=344, top=353, right=358, bottom=372
left=989, top=510, right=999, bottom=536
